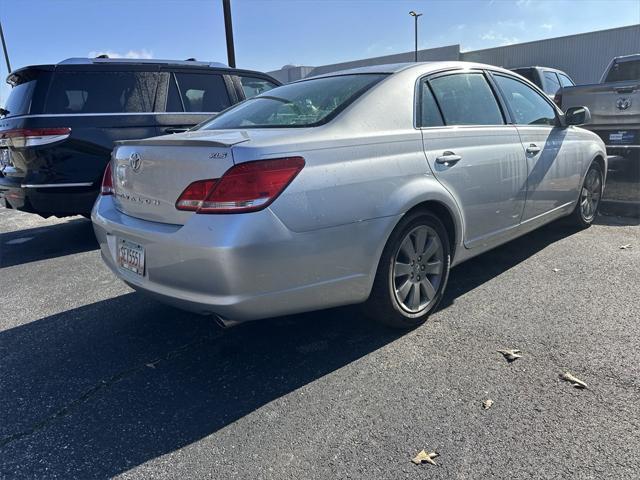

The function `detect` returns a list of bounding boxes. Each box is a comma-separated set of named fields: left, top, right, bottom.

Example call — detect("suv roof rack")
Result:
left=58, top=57, right=228, bottom=68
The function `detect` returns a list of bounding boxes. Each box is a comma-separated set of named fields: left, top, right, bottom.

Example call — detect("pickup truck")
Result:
left=559, top=54, right=640, bottom=159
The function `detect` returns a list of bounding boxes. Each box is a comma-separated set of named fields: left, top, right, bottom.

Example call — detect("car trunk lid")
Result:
left=112, top=131, right=247, bottom=224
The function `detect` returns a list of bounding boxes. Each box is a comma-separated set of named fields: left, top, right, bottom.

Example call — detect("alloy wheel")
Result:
left=580, top=168, right=602, bottom=222
left=392, top=225, right=444, bottom=313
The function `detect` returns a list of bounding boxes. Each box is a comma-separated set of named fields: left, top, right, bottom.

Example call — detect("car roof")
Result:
left=7, top=57, right=281, bottom=85
left=512, top=66, right=570, bottom=74
left=301, top=61, right=518, bottom=80
left=57, top=57, right=229, bottom=68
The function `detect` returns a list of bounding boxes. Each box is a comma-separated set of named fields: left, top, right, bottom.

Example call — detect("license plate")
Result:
left=608, top=130, right=637, bottom=145
left=117, top=239, right=145, bottom=276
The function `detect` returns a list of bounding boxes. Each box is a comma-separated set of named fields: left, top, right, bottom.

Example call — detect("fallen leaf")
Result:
left=560, top=371, right=587, bottom=389
left=619, top=244, right=632, bottom=250
left=411, top=450, right=439, bottom=466
left=497, top=349, right=522, bottom=362
left=483, top=399, right=494, bottom=410
left=552, top=268, right=560, bottom=273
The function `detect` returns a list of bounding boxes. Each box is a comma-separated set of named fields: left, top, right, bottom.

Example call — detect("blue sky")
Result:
left=0, top=0, right=638, bottom=103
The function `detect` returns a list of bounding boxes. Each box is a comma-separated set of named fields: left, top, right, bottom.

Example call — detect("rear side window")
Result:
left=557, top=73, right=574, bottom=87
left=542, top=71, right=561, bottom=95
left=419, top=81, right=444, bottom=127
left=238, top=76, right=277, bottom=99
left=429, top=73, right=504, bottom=126
left=173, top=73, right=231, bottom=112
left=45, top=71, right=159, bottom=113
left=494, top=74, right=557, bottom=126
left=4, top=81, right=36, bottom=116
left=3, top=70, right=50, bottom=117
left=605, top=60, right=640, bottom=82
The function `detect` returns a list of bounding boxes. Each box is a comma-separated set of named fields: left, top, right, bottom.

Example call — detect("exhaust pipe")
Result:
left=211, top=314, right=244, bottom=329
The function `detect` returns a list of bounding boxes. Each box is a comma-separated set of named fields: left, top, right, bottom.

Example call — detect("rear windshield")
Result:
left=199, top=73, right=387, bottom=129
left=45, top=71, right=159, bottom=113
left=605, top=60, right=640, bottom=82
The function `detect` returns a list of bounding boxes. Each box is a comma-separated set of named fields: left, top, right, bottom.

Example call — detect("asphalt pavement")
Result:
left=0, top=204, right=638, bottom=479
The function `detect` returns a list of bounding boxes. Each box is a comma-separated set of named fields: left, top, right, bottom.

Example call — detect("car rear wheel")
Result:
left=569, top=162, right=603, bottom=228
left=365, top=211, right=451, bottom=329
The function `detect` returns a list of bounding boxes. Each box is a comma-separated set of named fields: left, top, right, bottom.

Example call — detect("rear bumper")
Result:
left=92, top=196, right=396, bottom=322
left=0, top=175, right=97, bottom=216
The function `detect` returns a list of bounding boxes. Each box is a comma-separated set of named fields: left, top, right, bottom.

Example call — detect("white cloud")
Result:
left=87, top=48, right=153, bottom=59
left=480, top=30, right=519, bottom=46
left=497, top=19, right=526, bottom=30
left=516, top=0, right=531, bottom=6
left=540, top=23, right=553, bottom=30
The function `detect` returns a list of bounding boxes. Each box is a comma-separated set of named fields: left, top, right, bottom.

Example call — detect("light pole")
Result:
left=222, top=0, right=236, bottom=68
left=409, top=11, right=422, bottom=63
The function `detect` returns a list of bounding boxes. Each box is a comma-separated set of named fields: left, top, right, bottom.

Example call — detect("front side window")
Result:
left=45, top=71, right=159, bottom=113
left=428, top=73, right=504, bottom=126
left=542, top=71, right=561, bottom=95
left=604, top=59, right=640, bottom=82
left=199, top=73, right=386, bottom=129
left=238, top=76, right=278, bottom=99
left=174, top=73, right=231, bottom=112
left=494, top=74, right=557, bottom=126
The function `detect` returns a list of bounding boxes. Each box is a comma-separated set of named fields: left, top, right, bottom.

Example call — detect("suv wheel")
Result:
left=365, top=211, right=451, bottom=328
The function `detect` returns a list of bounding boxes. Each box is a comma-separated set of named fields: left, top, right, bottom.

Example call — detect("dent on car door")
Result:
left=491, top=73, right=581, bottom=221
left=419, top=72, right=528, bottom=248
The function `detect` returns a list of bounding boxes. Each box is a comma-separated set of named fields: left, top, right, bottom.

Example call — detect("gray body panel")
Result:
left=93, top=61, right=606, bottom=322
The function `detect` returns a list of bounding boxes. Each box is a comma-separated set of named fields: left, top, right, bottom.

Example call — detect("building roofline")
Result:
left=461, top=24, right=639, bottom=55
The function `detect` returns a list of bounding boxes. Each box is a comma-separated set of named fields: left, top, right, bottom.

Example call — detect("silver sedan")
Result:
left=92, top=61, right=606, bottom=328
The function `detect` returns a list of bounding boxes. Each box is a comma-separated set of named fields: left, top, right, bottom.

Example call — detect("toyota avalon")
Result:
left=92, top=62, right=606, bottom=328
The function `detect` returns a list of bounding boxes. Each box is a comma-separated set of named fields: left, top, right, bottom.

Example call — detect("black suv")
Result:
left=0, top=57, right=280, bottom=217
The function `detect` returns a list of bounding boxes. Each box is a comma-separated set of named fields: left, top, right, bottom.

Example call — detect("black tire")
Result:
left=364, top=210, right=451, bottom=329
left=568, top=161, right=604, bottom=229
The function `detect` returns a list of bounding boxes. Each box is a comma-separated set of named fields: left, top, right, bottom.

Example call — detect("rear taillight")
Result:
left=101, top=163, right=114, bottom=195
left=175, top=157, right=305, bottom=214
left=0, top=128, right=71, bottom=148
left=175, top=179, right=218, bottom=211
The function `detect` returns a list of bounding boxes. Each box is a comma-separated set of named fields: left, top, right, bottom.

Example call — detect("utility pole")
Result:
left=222, top=0, right=236, bottom=68
left=409, top=11, right=423, bottom=63
left=0, top=19, right=11, bottom=73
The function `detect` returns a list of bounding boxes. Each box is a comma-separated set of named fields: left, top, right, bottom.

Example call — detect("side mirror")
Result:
left=565, top=106, right=591, bottom=126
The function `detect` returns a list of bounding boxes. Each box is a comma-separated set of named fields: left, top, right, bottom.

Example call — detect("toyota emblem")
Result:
left=129, top=152, right=142, bottom=171
left=616, top=97, right=631, bottom=111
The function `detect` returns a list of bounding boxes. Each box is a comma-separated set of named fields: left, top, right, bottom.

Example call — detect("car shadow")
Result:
left=0, top=218, right=618, bottom=477
left=440, top=219, right=583, bottom=308
left=0, top=218, right=98, bottom=268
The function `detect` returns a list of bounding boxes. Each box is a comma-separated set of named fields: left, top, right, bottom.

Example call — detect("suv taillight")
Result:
left=176, top=157, right=305, bottom=214
left=0, top=128, right=71, bottom=148
left=101, top=163, right=114, bottom=195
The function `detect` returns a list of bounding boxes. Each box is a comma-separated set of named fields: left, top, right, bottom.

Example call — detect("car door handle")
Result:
left=526, top=144, right=541, bottom=155
left=435, top=151, right=462, bottom=165
left=163, top=127, right=188, bottom=134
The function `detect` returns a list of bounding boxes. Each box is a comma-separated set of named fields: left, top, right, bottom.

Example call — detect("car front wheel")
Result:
left=365, top=211, right=451, bottom=328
